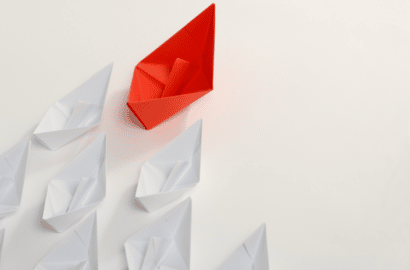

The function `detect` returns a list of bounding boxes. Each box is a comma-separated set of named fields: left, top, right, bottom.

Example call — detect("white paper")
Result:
left=217, top=224, right=269, bottom=270
left=35, top=212, right=98, bottom=270
left=0, top=138, right=30, bottom=218
left=33, top=63, right=113, bottom=150
left=42, top=132, right=106, bottom=232
left=125, top=198, right=192, bottom=270
left=135, top=120, right=202, bottom=212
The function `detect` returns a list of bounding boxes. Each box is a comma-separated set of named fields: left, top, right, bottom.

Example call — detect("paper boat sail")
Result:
left=35, top=212, right=98, bottom=270
left=34, top=64, right=113, bottom=150
left=125, top=198, right=192, bottom=270
left=43, top=132, right=106, bottom=232
left=0, top=139, right=30, bottom=218
left=127, top=4, right=215, bottom=130
left=218, top=224, right=269, bottom=270
left=135, top=120, right=202, bottom=212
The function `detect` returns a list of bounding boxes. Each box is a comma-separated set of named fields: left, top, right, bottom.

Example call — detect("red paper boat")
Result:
left=127, top=4, right=215, bottom=129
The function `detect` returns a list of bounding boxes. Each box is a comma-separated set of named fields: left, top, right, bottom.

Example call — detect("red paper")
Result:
left=127, top=4, right=215, bottom=130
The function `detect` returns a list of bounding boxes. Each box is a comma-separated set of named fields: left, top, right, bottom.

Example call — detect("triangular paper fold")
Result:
left=0, top=138, right=30, bottom=218
left=125, top=198, right=192, bottom=270
left=136, top=120, right=202, bottom=212
left=43, top=132, right=106, bottom=232
left=34, top=64, right=113, bottom=150
left=217, top=224, right=269, bottom=270
left=127, top=4, right=215, bottom=129
left=35, top=212, right=98, bottom=270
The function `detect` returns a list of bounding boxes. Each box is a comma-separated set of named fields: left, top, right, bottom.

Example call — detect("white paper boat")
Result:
left=33, top=64, right=113, bottom=150
left=35, top=212, right=98, bottom=270
left=125, top=198, right=192, bottom=270
left=217, top=224, right=269, bottom=270
left=0, top=138, right=30, bottom=218
left=135, top=120, right=202, bottom=212
left=42, top=132, right=106, bottom=232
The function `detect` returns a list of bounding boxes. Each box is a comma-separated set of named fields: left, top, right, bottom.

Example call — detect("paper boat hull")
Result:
left=34, top=126, right=92, bottom=151
left=135, top=188, right=191, bottom=213
left=44, top=204, right=96, bottom=233
left=127, top=90, right=210, bottom=130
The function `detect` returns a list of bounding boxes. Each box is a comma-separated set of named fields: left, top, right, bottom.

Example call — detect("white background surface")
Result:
left=1, top=0, right=410, bottom=269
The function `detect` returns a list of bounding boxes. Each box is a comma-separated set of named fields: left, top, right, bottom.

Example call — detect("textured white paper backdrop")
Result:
left=1, top=0, right=410, bottom=269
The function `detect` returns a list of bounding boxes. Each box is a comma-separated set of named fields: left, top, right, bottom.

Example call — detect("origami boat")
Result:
left=135, top=120, right=202, bottom=212
left=218, top=224, right=269, bottom=270
left=35, top=212, right=98, bottom=270
left=125, top=198, right=192, bottom=270
left=34, top=64, right=113, bottom=150
left=0, top=139, right=30, bottom=218
left=127, top=4, right=215, bottom=129
left=43, top=132, right=106, bottom=232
